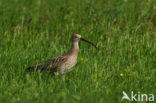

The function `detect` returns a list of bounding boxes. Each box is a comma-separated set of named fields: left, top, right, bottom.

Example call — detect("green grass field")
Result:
left=0, top=0, right=156, bottom=103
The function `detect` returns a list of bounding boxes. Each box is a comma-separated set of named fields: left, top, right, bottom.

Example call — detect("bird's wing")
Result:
left=42, top=55, right=68, bottom=72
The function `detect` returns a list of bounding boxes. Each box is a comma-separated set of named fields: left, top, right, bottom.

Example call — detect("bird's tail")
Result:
left=26, top=66, right=36, bottom=71
left=26, top=64, right=42, bottom=72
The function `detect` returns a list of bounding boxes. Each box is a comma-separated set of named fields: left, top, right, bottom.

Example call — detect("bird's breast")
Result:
left=60, top=55, right=78, bottom=73
left=68, top=55, right=78, bottom=68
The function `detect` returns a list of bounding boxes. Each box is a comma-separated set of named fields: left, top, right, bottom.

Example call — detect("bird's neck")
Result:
left=67, top=41, right=79, bottom=56
left=72, top=41, right=79, bottom=50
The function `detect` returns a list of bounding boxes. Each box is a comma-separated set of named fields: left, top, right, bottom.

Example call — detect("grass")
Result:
left=0, top=0, right=156, bottom=103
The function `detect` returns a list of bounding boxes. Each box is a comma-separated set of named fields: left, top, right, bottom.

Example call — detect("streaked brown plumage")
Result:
left=26, top=34, right=97, bottom=74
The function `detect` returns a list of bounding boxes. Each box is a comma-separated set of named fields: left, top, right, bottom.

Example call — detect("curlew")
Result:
left=26, top=34, right=97, bottom=75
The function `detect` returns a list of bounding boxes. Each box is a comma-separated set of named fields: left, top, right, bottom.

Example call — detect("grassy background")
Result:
left=0, top=0, right=156, bottom=103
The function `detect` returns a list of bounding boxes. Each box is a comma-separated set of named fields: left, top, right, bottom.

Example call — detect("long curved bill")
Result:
left=81, top=38, right=97, bottom=49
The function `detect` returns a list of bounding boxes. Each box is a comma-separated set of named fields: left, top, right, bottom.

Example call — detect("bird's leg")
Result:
left=61, top=74, right=65, bottom=82
left=58, top=74, right=65, bottom=89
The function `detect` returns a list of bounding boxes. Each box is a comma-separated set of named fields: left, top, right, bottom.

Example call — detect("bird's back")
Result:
left=27, top=53, right=78, bottom=74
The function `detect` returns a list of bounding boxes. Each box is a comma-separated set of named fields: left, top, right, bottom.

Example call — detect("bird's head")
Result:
left=72, top=34, right=97, bottom=49
left=72, top=34, right=82, bottom=42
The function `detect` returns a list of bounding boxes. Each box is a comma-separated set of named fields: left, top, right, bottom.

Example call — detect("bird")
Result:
left=26, top=34, right=97, bottom=75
